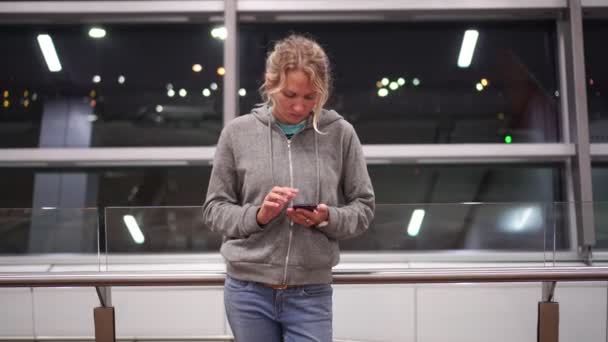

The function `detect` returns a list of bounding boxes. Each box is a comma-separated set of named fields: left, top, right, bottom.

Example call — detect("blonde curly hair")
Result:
left=259, top=35, right=331, bottom=134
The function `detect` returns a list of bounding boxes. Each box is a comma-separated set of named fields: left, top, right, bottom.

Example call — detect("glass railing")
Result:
left=99, top=202, right=583, bottom=271
left=0, top=207, right=100, bottom=271
left=0, top=202, right=604, bottom=269
left=1, top=202, right=607, bottom=342
left=103, top=205, right=222, bottom=271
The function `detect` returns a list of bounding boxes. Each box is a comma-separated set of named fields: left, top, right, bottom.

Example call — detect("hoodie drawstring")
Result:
left=267, top=118, right=276, bottom=185
left=314, top=131, right=320, bottom=204
left=267, top=111, right=320, bottom=203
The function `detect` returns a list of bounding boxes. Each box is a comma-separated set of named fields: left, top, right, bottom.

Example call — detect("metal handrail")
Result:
left=2, top=266, right=608, bottom=287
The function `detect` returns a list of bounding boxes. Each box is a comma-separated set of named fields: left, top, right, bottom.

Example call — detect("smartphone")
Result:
left=292, top=204, right=318, bottom=211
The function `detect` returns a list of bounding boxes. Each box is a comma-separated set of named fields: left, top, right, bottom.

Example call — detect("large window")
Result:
left=239, top=21, right=561, bottom=144
left=0, top=166, right=212, bottom=209
left=0, top=2, right=597, bottom=257
left=370, top=164, right=562, bottom=204
left=592, top=164, right=608, bottom=248
left=0, top=163, right=568, bottom=253
left=584, top=20, right=608, bottom=143
left=0, top=166, right=215, bottom=255
left=0, top=23, right=224, bottom=148
left=341, top=163, right=568, bottom=251
left=585, top=18, right=608, bottom=251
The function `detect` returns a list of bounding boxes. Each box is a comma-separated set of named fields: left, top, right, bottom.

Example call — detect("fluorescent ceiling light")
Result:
left=457, top=29, right=479, bottom=68
left=36, top=34, right=62, bottom=72
left=211, top=26, right=227, bottom=40
left=123, top=215, right=145, bottom=244
left=407, top=209, right=426, bottom=237
left=88, top=27, right=106, bottom=39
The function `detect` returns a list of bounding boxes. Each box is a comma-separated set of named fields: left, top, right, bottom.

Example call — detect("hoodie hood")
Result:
left=251, top=105, right=343, bottom=129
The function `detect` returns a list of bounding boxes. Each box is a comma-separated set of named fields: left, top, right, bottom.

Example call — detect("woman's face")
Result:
left=271, top=69, right=318, bottom=125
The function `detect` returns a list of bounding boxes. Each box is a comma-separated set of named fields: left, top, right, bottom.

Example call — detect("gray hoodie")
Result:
left=203, top=106, right=375, bottom=285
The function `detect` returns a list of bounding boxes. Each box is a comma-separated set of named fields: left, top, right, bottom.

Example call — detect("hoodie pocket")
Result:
left=220, top=220, right=288, bottom=266
left=290, top=227, right=338, bottom=270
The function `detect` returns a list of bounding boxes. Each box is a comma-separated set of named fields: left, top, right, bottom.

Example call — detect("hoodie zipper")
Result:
left=282, top=138, right=295, bottom=285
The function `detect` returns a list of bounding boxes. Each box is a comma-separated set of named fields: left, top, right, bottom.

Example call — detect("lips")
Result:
left=288, top=113, right=304, bottom=121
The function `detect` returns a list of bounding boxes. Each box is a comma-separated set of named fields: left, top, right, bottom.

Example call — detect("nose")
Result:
left=292, top=101, right=306, bottom=113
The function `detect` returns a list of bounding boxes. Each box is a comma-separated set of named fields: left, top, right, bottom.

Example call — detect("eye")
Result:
left=282, top=91, right=295, bottom=98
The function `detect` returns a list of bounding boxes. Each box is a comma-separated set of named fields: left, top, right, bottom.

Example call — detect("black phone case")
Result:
left=292, top=204, right=317, bottom=211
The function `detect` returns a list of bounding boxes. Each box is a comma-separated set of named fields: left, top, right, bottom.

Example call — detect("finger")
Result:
left=315, top=203, right=329, bottom=221
left=272, top=186, right=299, bottom=198
left=298, top=214, right=315, bottom=227
left=286, top=211, right=305, bottom=220
left=302, top=216, right=315, bottom=227
left=262, top=200, right=281, bottom=208
left=266, top=192, right=288, bottom=205
left=286, top=212, right=310, bottom=226
left=295, top=209, right=315, bottom=220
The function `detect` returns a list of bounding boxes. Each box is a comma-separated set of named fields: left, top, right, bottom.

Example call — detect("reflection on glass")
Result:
left=369, top=164, right=562, bottom=204
left=342, top=202, right=568, bottom=252
left=0, top=208, right=98, bottom=255
left=0, top=166, right=213, bottom=255
left=0, top=23, right=223, bottom=147
left=102, top=203, right=567, bottom=255
left=0, top=164, right=568, bottom=253
left=584, top=20, right=608, bottom=143
left=239, top=22, right=560, bottom=144
left=0, top=166, right=212, bottom=209
left=104, top=206, right=221, bottom=255
left=592, top=164, right=608, bottom=248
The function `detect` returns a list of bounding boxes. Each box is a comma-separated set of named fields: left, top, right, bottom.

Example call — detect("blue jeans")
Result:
left=224, top=275, right=333, bottom=342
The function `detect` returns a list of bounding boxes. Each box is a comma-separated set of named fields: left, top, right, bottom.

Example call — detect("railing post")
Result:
left=537, top=281, right=559, bottom=342
left=94, top=286, right=115, bottom=342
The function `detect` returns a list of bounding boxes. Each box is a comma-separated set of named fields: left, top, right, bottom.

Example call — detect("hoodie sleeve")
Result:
left=317, top=124, right=375, bottom=240
left=202, top=126, right=263, bottom=238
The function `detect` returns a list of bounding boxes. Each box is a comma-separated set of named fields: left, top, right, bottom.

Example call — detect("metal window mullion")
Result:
left=557, top=20, right=579, bottom=250
left=591, top=143, right=608, bottom=159
left=566, top=0, right=595, bottom=252
left=581, top=0, right=608, bottom=7
left=0, top=147, right=216, bottom=167
left=0, top=144, right=575, bottom=167
left=557, top=21, right=572, bottom=143
left=363, top=143, right=575, bottom=164
left=0, top=1, right=224, bottom=13
left=223, top=0, right=238, bottom=126
left=236, top=0, right=567, bottom=12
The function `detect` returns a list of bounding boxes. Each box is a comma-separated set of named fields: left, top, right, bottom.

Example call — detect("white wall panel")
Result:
left=33, top=287, right=97, bottom=337
left=333, top=285, right=416, bottom=342
left=555, top=282, right=607, bottom=342
left=112, top=286, right=225, bottom=337
left=0, top=283, right=605, bottom=341
left=0, top=288, right=34, bottom=337
left=417, top=284, right=540, bottom=342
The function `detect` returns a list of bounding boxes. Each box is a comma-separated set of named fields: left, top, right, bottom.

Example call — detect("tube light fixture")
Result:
left=457, top=30, right=479, bottom=68
left=37, top=34, right=62, bottom=72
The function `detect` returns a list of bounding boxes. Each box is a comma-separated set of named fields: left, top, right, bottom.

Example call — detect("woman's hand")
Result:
left=287, top=203, right=329, bottom=228
left=256, top=186, right=299, bottom=225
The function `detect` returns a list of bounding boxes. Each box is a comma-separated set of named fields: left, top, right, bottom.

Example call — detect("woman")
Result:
left=203, top=34, right=375, bottom=342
